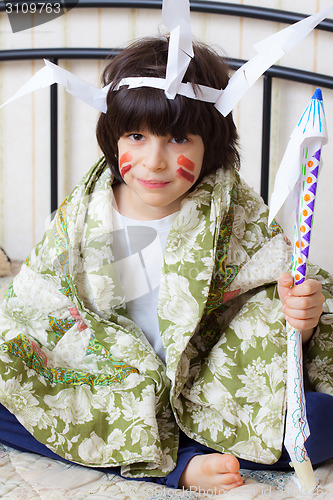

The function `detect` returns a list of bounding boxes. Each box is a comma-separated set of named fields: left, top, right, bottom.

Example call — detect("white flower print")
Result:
left=253, top=388, right=285, bottom=449
left=159, top=274, right=199, bottom=330
left=203, top=381, right=241, bottom=423
left=320, top=306, right=333, bottom=322
left=235, top=354, right=286, bottom=450
left=310, top=330, right=333, bottom=351
left=87, top=184, right=112, bottom=227
left=78, top=429, right=126, bottom=464
left=132, top=353, right=161, bottom=373
left=76, top=272, right=123, bottom=315
left=307, top=355, right=333, bottom=395
left=236, top=359, right=272, bottom=404
left=0, top=309, right=24, bottom=342
left=207, top=345, right=236, bottom=379
left=227, top=234, right=249, bottom=266
left=232, top=318, right=262, bottom=354
left=137, top=386, right=159, bottom=429
left=0, top=298, right=50, bottom=345
left=164, top=205, right=206, bottom=266
left=105, top=428, right=126, bottom=455
left=78, top=432, right=106, bottom=464
left=186, top=187, right=212, bottom=208
left=232, top=205, right=246, bottom=240
left=196, top=251, right=214, bottom=281
left=0, top=377, right=45, bottom=431
left=243, top=225, right=266, bottom=250
left=230, top=436, right=276, bottom=463
left=239, top=182, right=263, bottom=222
left=231, top=293, right=284, bottom=353
left=121, top=392, right=142, bottom=421
left=190, top=405, right=225, bottom=441
left=81, top=235, right=114, bottom=269
left=14, top=262, right=73, bottom=316
left=91, top=386, right=123, bottom=422
left=44, top=386, right=94, bottom=424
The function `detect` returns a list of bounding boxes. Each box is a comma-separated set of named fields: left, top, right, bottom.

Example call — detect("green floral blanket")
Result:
left=0, top=157, right=332, bottom=477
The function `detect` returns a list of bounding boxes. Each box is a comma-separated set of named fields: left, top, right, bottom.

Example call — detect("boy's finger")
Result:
left=284, top=292, right=324, bottom=307
left=278, top=272, right=293, bottom=285
left=289, top=279, right=322, bottom=297
left=283, top=304, right=321, bottom=320
left=278, top=273, right=293, bottom=293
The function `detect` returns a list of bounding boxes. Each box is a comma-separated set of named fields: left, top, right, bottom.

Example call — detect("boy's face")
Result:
left=115, top=131, right=204, bottom=219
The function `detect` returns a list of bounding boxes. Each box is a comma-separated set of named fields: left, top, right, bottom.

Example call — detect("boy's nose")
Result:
left=143, top=140, right=167, bottom=171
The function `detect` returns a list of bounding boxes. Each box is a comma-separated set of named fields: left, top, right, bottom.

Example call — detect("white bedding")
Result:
left=1, top=268, right=333, bottom=499
left=1, top=443, right=333, bottom=499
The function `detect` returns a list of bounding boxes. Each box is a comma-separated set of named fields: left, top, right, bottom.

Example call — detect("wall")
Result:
left=0, top=0, right=332, bottom=274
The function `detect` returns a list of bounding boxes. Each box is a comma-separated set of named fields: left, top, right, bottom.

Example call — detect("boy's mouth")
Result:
left=137, top=179, right=170, bottom=188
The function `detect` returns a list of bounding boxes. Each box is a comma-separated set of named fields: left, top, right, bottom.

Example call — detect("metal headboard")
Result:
left=1, top=0, right=333, bottom=211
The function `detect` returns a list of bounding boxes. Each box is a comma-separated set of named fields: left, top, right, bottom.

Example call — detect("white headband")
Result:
left=1, top=2, right=333, bottom=116
left=112, top=77, right=222, bottom=103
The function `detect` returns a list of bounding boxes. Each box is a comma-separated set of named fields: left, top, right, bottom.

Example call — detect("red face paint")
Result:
left=177, top=167, right=195, bottom=183
left=120, top=151, right=133, bottom=178
left=177, top=155, right=195, bottom=171
left=120, top=164, right=132, bottom=177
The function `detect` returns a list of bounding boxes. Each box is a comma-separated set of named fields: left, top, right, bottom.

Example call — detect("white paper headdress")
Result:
left=1, top=1, right=333, bottom=116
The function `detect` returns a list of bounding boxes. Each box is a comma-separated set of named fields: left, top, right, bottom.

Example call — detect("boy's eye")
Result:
left=170, top=137, right=188, bottom=144
left=128, top=133, right=145, bottom=141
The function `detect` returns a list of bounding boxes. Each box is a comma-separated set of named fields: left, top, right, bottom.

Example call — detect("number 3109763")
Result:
left=5, top=3, right=61, bottom=14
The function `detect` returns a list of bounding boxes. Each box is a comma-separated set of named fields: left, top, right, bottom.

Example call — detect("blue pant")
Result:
left=1, top=391, right=333, bottom=489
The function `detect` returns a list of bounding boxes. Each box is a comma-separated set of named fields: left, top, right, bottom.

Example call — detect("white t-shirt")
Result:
left=112, top=207, right=178, bottom=362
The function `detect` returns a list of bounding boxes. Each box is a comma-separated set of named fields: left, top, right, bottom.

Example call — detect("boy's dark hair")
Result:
left=96, top=37, right=240, bottom=184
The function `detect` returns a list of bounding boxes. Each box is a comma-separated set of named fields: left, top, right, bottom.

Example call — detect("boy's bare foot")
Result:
left=179, top=453, right=243, bottom=493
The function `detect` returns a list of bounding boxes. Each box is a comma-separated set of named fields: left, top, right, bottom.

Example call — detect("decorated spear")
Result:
left=269, top=89, right=328, bottom=493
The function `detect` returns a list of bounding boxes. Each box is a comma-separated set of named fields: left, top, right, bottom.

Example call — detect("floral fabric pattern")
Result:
left=0, top=157, right=332, bottom=476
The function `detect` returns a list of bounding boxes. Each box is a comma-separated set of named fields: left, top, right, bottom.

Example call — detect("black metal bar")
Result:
left=1, top=1, right=332, bottom=32
left=1, top=49, right=333, bottom=88
left=0, top=48, right=120, bottom=61
left=50, top=58, right=58, bottom=214
left=190, top=1, right=333, bottom=31
left=261, top=76, right=272, bottom=204
left=228, top=59, right=333, bottom=89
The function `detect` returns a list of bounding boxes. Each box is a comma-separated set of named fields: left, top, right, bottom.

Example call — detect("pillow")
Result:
left=0, top=247, right=11, bottom=277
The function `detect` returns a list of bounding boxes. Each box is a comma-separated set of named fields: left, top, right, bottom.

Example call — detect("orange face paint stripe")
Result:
left=177, top=155, right=195, bottom=171
left=177, top=167, right=195, bottom=183
left=120, top=151, right=132, bottom=167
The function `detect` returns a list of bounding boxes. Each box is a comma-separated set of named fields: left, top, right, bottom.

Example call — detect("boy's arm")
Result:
left=278, top=273, right=325, bottom=343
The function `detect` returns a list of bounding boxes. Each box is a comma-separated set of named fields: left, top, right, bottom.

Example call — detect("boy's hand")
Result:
left=278, top=272, right=325, bottom=343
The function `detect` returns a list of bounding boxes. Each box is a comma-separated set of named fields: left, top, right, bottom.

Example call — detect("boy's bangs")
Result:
left=115, top=86, right=202, bottom=139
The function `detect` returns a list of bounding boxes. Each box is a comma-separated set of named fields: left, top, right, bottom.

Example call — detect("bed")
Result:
left=1, top=1, right=333, bottom=498
left=2, top=440, right=332, bottom=499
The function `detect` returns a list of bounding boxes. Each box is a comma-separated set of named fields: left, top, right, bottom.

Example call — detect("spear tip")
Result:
left=312, top=88, right=323, bottom=101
